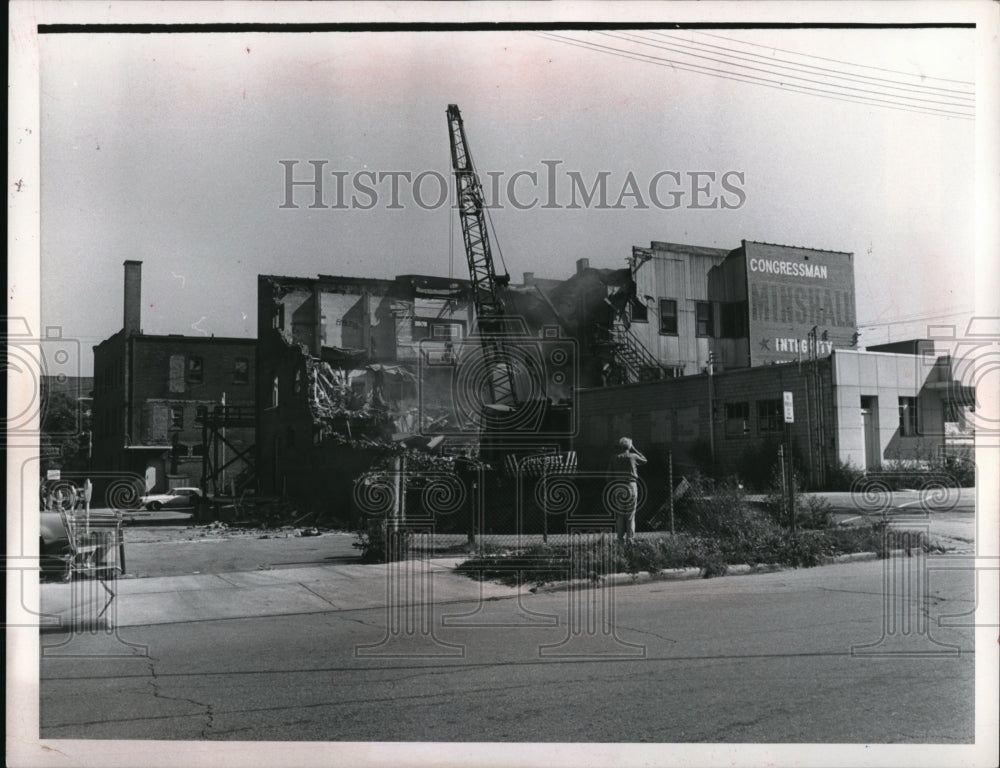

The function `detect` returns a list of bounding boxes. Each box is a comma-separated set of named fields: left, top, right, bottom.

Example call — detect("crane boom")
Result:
left=446, top=104, right=518, bottom=407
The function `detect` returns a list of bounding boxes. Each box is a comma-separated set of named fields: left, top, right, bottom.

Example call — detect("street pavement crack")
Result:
left=613, top=624, right=677, bottom=644
left=299, top=583, right=341, bottom=608
left=147, top=658, right=215, bottom=736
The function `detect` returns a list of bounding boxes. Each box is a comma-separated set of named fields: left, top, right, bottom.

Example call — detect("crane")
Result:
left=445, top=104, right=519, bottom=409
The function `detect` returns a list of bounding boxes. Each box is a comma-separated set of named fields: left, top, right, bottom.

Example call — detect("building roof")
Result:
left=645, top=241, right=734, bottom=258
left=742, top=239, right=853, bottom=257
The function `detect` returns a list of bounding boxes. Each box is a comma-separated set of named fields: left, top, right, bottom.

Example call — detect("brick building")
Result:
left=91, top=261, right=255, bottom=496
left=255, top=271, right=570, bottom=507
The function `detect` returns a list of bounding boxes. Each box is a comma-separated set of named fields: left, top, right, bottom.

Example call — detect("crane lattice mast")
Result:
left=446, top=104, right=518, bottom=407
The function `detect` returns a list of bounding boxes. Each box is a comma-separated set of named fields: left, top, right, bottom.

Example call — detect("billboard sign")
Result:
left=744, top=241, right=857, bottom=366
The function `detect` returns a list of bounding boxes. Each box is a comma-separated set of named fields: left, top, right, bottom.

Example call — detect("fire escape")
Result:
left=600, top=323, right=665, bottom=385
left=195, top=405, right=256, bottom=496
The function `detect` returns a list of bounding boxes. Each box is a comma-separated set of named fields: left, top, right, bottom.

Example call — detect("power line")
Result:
left=538, top=32, right=973, bottom=120
left=642, top=31, right=974, bottom=100
left=595, top=31, right=973, bottom=113
left=540, top=32, right=972, bottom=120
left=693, top=30, right=974, bottom=86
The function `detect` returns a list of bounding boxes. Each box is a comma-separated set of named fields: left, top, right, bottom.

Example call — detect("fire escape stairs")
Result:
left=608, top=323, right=664, bottom=384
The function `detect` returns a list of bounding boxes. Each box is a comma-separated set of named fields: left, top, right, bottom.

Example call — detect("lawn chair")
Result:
left=57, top=508, right=125, bottom=619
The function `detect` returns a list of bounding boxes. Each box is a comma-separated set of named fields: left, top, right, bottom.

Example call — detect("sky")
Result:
left=38, top=26, right=977, bottom=375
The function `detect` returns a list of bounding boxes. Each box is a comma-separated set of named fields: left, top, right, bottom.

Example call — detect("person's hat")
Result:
left=618, top=437, right=632, bottom=449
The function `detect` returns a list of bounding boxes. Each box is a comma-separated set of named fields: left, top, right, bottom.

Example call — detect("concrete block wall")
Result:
left=832, top=349, right=947, bottom=468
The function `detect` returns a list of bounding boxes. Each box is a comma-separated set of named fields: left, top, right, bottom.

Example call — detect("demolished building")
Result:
left=255, top=272, right=570, bottom=514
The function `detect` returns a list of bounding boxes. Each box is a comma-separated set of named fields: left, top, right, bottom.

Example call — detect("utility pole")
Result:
left=707, top=351, right=715, bottom=466
left=221, top=391, right=227, bottom=496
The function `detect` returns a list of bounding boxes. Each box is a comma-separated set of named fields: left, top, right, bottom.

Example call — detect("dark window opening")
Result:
left=233, top=357, right=249, bottom=384
left=899, top=396, right=919, bottom=436
left=757, top=399, right=783, bottom=434
left=724, top=402, right=750, bottom=438
left=187, top=355, right=204, bottom=383
left=659, top=299, right=678, bottom=335
left=696, top=302, right=714, bottom=338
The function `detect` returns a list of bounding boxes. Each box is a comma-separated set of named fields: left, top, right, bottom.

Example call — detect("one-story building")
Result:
left=572, top=345, right=973, bottom=487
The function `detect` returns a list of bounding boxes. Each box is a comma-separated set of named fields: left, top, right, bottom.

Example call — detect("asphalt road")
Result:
left=121, top=529, right=364, bottom=577
left=40, top=559, right=975, bottom=743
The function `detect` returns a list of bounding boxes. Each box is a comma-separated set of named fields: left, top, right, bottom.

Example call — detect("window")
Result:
left=630, top=297, right=648, bottom=323
left=271, top=373, right=279, bottom=408
left=757, top=399, right=783, bottom=434
left=696, top=302, right=714, bottom=337
left=169, top=405, right=184, bottom=430
left=659, top=299, right=678, bottom=335
left=899, top=396, right=918, bottom=436
left=187, top=355, right=204, bottom=383
left=724, top=402, right=750, bottom=438
left=233, top=357, right=249, bottom=384
left=414, top=319, right=464, bottom=341
left=430, top=321, right=463, bottom=340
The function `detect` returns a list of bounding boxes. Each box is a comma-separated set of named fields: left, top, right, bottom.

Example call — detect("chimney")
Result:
left=576, top=258, right=590, bottom=274
left=124, top=260, right=142, bottom=334
left=522, top=271, right=535, bottom=285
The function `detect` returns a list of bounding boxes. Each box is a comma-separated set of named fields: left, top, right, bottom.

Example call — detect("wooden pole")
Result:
left=668, top=451, right=675, bottom=536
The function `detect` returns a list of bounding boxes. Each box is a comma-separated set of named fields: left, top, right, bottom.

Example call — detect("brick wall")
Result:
left=574, top=360, right=835, bottom=487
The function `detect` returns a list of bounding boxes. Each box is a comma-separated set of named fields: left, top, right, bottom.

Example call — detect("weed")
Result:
left=353, top=521, right=413, bottom=563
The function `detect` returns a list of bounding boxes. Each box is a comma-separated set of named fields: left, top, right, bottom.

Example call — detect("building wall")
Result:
left=256, top=273, right=479, bottom=501
left=575, top=349, right=954, bottom=487
left=740, top=241, right=857, bottom=367
left=574, top=360, right=828, bottom=484
left=832, top=349, right=946, bottom=469
left=629, top=242, right=732, bottom=376
left=92, top=333, right=255, bottom=493
left=553, top=240, right=859, bottom=381
left=92, top=332, right=129, bottom=474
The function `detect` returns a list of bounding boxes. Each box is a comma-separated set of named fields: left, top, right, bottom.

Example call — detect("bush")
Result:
left=735, top=437, right=783, bottom=491
left=675, top=476, right=774, bottom=539
left=936, top=450, right=976, bottom=488
left=762, top=466, right=834, bottom=529
left=825, top=458, right=864, bottom=491
left=796, top=494, right=834, bottom=529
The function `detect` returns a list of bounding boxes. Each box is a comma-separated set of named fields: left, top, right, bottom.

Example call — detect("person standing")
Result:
left=607, top=437, right=647, bottom=543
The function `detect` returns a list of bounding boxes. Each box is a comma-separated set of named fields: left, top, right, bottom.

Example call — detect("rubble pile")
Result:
left=307, top=357, right=380, bottom=424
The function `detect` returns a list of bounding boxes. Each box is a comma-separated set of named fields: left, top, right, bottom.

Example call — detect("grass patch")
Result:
left=456, top=523, right=908, bottom=586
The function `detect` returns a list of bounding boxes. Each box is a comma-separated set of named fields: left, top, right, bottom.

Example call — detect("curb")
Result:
left=524, top=550, right=888, bottom=594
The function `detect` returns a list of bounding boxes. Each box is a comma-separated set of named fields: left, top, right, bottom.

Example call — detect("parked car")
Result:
left=139, top=486, right=204, bottom=511
left=39, top=510, right=72, bottom=575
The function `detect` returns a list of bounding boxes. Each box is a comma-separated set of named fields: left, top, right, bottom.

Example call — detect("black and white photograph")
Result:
left=7, top=2, right=999, bottom=767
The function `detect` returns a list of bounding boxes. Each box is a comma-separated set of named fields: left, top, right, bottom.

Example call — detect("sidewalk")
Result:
left=39, top=557, right=524, bottom=631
